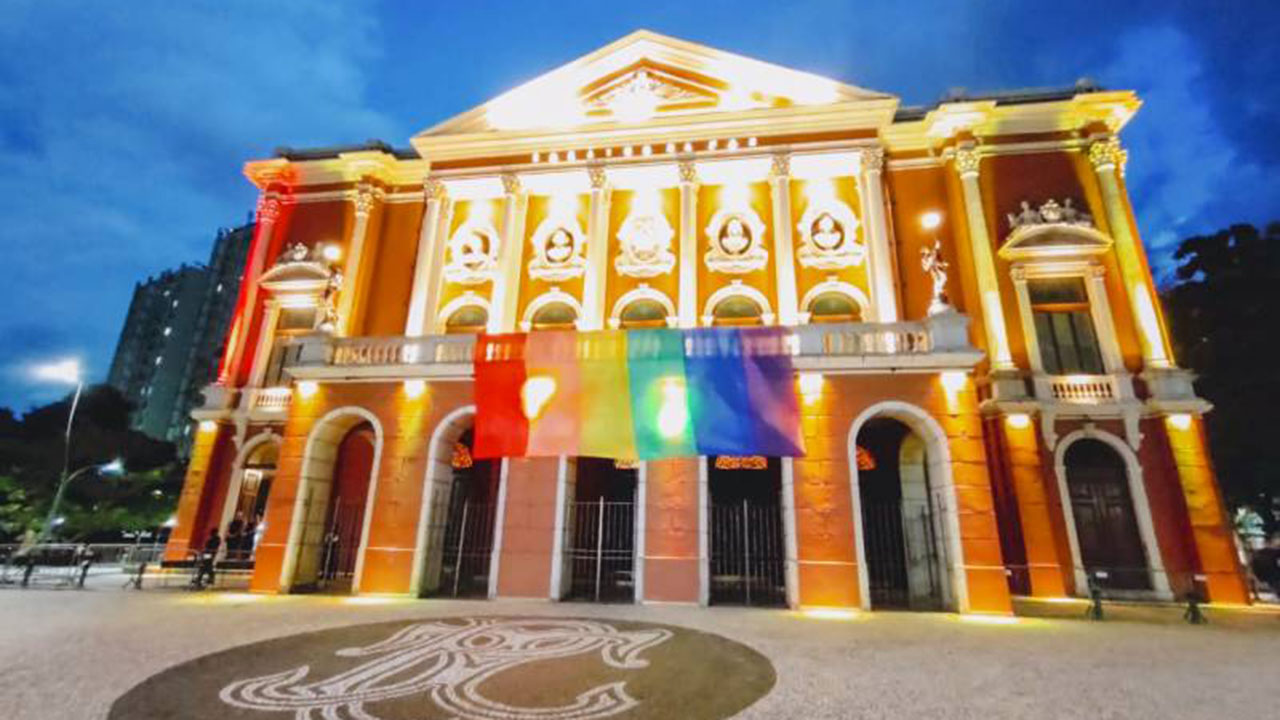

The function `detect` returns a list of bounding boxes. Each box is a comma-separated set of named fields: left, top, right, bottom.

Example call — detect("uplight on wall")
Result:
left=322, top=244, right=342, bottom=263
left=198, top=420, right=218, bottom=433
left=404, top=379, right=426, bottom=399
left=1167, top=413, right=1193, bottom=431
left=940, top=370, right=967, bottom=409
left=1005, top=413, right=1031, bottom=429
left=798, top=372, right=824, bottom=403
left=297, top=380, right=319, bottom=399
left=920, top=211, right=943, bottom=231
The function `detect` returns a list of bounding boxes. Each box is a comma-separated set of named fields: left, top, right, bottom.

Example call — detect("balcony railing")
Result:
left=1046, top=374, right=1118, bottom=402
left=281, top=312, right=980, bottom=380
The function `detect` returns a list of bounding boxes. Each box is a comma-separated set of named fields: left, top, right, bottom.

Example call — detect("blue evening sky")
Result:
left=1, top=0, right=1276, bottom=410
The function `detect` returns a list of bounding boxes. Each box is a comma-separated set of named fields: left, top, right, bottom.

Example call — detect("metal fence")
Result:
left=708, top=500, right=786, bottom=607
left=565, top=499, right=636, bottom=603
left=434, top=499, right=498, bottom=599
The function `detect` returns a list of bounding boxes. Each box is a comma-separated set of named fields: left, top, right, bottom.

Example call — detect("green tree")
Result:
left=1163, top=222, right=1280, bottom=530
left=0, top=385, right=184, bottom=542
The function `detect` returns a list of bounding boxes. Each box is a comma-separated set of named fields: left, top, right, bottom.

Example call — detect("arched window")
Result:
left=618, top=298, right=668, bottom=328
left=531, top=301, right=578, bottom=330
left=711, top=296, right=763, bottom=326
left=444, top=305, right=488, bottom=334
left=808, top=292, right=862, bottom=323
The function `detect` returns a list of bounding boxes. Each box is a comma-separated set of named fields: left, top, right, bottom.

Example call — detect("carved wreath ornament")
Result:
left=704, top=207, right=767, bottom=274
left=796, top=199, right=864, bottom=270
left=220, top=617, right=672, bottom=720
left=528, top=216, right=587, bottom=281
left=615, top=210, right=676, bottom=277
left=444, top=221, right=500, bottom=285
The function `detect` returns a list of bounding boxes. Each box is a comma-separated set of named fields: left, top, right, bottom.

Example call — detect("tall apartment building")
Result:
left=107, top=221, right=253, bottom=452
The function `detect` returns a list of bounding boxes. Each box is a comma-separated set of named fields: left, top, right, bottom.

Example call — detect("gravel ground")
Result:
left=1, top=575, right=1276, bottom=720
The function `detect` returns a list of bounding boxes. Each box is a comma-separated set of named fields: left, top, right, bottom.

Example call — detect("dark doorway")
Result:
left=857, top=418, right=947, bottom=610
left=707, top=456, right=787, bottom=607
left=1064, top=439, right=1151, bottom=590
left=316, top=423, right=375, bottom=594
left=432, top=429, right=502, bottom=599
left=565, top=458, right=637, bottom=603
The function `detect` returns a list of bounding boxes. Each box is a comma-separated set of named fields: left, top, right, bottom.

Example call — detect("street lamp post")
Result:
left=29, top=358, right=87, bottom=544
left=38, top=458, right=125, bottom=543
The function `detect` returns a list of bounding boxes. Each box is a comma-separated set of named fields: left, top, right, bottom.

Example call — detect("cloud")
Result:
left=0, top=1, right=400, bottom=410
left=1100, top=24, right=1280, bottom=280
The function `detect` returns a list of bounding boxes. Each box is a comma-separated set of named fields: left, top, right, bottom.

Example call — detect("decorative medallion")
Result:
left=616, top=209, right=676, bottom=278
left=444, top=220, right=500, bottom=285
left=109, top=616, right=776, bottom=720
left=796, top=199, right=863, bottom=270
left=704, top=207, right=767, bottom=274
left=528, top=216, right=587, bottom=281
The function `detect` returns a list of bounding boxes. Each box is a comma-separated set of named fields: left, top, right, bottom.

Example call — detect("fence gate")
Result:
left=436, top=496, right=498, bottom=598
left=566, top=499, right=635, bottom=602
left=709, top=499, right=786, bottom=607
left=317, top=495, right=364, bottom=591
left=861, top=500, right=944, bottom=609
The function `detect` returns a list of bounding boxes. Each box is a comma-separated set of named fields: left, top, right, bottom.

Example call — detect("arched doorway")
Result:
left=707, top=455, right=786, bottom=607
left=562, top=458, right=638, bottom=603
left=421, top=427, right=502, bottom=598
left=222, top=437, right=278, bottom=564
left=313, top=423, right=375, bottom=592
left=855, top=418, right=950, bottom=610
left=283, top=410, right=382, bottom=594
left=1063, top=438, right=1151, bottom=590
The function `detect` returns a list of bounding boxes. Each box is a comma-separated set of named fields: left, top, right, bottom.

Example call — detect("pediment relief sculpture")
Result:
left=796, top=199, right=864, bottom=270
left=704, top=207, right=767, bottom=274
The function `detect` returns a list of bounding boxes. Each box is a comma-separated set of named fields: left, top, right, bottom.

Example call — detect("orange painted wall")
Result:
left=795, top=372, right=1011, bottom=613
left=358, top=198, right=422, bottom=337
left=791, top=175, right=872, bottom=318
left=603, top=188, right=681, bottom=322
left=516, top=193, right=589, bottom=324
left=494, top=457, right=561, bottom=598
left=696, top=181, right=775, bottom=318
left=642, top=458, right=701, bottom=603
left=885, top=166, right=967, bottom=322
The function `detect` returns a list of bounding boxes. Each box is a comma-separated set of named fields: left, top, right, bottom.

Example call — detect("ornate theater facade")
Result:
left=167, top=31, right=1248, bottom=612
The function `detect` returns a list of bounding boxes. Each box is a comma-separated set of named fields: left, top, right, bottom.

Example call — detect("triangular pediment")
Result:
left=418, top=30, right=894, bottom=138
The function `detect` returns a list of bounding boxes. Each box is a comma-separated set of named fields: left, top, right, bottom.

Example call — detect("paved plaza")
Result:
left=1, top=576, right=1277, bottom=719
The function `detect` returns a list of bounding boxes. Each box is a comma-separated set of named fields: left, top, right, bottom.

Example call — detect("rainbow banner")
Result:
left=473, top=326, right=804, bottom=460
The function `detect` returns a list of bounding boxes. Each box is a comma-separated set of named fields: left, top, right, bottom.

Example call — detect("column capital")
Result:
left=859, top=146, right=885, bottom=174
left=354, top=183, right=376, bottom=218
left=677, top=160, right=699, bottom=186
left=1088, top=135, right=1128, bottom=174
left=588, top=164, right=609, bottom=190
left=423, top=176, right=447, bottom=201
left=501, top=172, right=522, bottom=196
left=256, top=196, right=281, bottom=224
left=769, top=152, right=790, bottom=180
left=953, top=146, right=981, bottom=179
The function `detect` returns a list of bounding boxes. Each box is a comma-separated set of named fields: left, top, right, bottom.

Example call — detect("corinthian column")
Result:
left=677, top=160, right=699, bottom=328
left=335, top=182, right=376, bottom=336
left=488, top=174, right=527, bottom=333
left=859, top=147, right=899, bottom=322
left=404, top=177, right=450, bottom=336
left=581, top=165, right=612, bottom=330
left=1089, top=136, right=1172, bottom=369
left=768, top=153, right=799, bottom=326
left=221, top=195, right=281, bottom=384
left=953, top=145, right=1015, bottom=370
